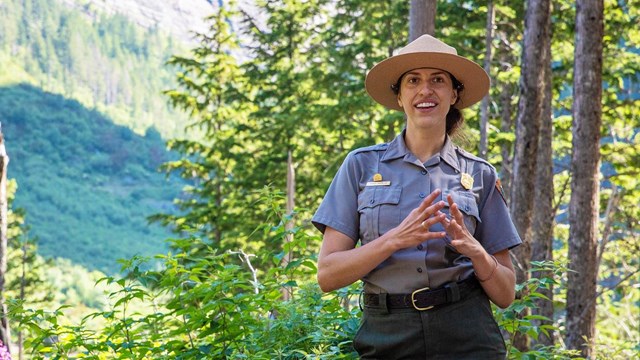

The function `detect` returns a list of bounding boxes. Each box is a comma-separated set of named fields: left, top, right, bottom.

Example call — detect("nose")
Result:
left=418, top=82, right=435, bottom=96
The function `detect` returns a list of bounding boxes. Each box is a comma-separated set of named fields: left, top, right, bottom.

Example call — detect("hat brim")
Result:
left=365, top=52, right=490, bottom=110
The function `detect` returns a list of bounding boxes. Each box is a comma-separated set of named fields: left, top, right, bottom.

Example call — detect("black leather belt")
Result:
left=363, top=276, right=481, bottom=311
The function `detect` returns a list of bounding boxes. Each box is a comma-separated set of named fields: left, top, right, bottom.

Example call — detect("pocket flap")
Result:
left=445, top=191, right=481, bottom=222
left=358, top=186, right=402, bottom=211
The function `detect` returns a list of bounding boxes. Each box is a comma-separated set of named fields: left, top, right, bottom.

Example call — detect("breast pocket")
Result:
left=444, top=191, right=481, bottom=236
left=357, top=186, right=402, bottom=244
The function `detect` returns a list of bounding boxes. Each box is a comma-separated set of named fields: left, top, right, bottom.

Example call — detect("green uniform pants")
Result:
left=354, top=287, right=507, bottom=359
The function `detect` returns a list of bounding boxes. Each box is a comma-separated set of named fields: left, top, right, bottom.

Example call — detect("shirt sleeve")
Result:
left=475, top=168, right=522, bottom=254
left=312, top=152, right=362, bottom=243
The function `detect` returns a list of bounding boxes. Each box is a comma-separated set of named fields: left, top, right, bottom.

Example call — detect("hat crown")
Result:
left=398, top=34, right=458, bottom=56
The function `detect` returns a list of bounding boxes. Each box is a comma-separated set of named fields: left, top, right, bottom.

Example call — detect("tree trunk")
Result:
left=566, top=0, right=604, bottom=357
left=509, top=0, right=550, bottom=351
left=499, top=80, right=513, bottom=202
left=0, top=124, right=10, bottom=351
left=282, top=149, right=295, bottom=301
left=509, top=0, right=550, bottom=284
left=479, top=0, right=495, bottom=159
left=409, top=0, right=436, bottom=40
left=530, top=8, right=554, bottom=345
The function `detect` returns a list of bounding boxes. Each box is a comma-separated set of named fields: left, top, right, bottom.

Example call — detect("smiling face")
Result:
left=396, top=68, right=458, bottom=133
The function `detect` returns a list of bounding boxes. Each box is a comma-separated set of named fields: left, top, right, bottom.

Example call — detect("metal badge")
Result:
left=461, top=173, right=473, bottom=190
left=366, top=173, right=390, bottom=187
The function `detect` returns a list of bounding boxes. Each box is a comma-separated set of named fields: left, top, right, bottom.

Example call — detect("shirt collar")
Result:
left=380, top=129, right=411, bottom=162
left=381, top=130, right=461, bottom=172
left=439, top=135, right=461, bottom=172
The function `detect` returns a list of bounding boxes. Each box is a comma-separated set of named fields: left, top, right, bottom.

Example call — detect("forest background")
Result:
left=0, top=0, right=638, bottom=359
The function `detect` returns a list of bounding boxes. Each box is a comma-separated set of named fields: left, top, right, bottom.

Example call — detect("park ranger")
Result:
left=313, top=34, right=522, bottom=359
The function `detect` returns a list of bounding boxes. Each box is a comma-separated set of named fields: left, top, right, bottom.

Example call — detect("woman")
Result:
left=312, top=34, right=521, bottom=359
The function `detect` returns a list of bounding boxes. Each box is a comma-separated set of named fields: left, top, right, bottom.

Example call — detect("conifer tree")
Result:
left=160, top=3, right=252, bottom=251
left=567, top=1, right=603, bottom=356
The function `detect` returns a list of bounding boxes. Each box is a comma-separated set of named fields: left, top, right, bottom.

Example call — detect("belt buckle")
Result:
left=411, top=287, right=434, bottom=311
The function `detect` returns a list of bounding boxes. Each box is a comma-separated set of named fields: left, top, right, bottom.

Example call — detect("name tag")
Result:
left=366, top=181, right=391, bottom=187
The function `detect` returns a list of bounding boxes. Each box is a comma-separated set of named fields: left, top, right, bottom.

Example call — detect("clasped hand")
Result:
left=386, top=188, right=485, bottom=260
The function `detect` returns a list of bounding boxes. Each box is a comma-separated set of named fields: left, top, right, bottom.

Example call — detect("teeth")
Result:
left=416, top=102, right=436, bottom=108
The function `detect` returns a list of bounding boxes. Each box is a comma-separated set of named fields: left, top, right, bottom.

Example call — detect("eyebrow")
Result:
left=405, top=70, right=448, bottom=77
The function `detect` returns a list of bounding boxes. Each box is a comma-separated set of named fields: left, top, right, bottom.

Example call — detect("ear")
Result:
left=397, top=94, right=403, bottom=108
left=451, top=89, right=458, bottom=105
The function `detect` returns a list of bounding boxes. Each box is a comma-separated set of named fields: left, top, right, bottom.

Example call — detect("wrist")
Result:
left=377, top=229, right=401, bottom=254
left=475, top=254, right=499, bottom=282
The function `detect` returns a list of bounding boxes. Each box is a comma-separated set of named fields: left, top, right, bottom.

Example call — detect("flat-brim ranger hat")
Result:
left=365, top=34, right=490, bottom=111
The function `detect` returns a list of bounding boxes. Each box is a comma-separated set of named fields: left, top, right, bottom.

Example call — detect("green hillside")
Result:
left=1, top=84, right=184, bottom=273
left=0, top=0, right=200, bottom=273
left=0, top=0, right=190, bottom=139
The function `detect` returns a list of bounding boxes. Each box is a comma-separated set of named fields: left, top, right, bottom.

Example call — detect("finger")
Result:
left=447, top=195, right=468, bottom=230
left=450, top=239, right=464, bottom=249
left=446, top=218, right=464, bottom=238
left=422, top=200, right=446, bottom=220
left=416, top=189, right=442, bottom=212
left=420, top=212, right=446, bottom=230
left=446, top=194, right=457, bottom=212
left=419, top=195, right=446, bottom=220
left=450, top=203, right=465, bottom=227
left=442, top=215, right=453, bottom=232
left=452, top=218, right=464, bottom=233
left=445, top=240, right=458, bottom=252
left=423, top=230, right=447, bottom=241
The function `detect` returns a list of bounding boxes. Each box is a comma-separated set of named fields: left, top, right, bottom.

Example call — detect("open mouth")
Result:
left=415, top=101, right=437, bottom=109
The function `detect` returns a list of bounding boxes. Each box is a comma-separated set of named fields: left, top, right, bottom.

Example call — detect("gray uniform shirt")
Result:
left=313, top=131, right=521, bottom=294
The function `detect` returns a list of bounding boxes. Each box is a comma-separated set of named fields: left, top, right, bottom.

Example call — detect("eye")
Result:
left=432, top=76, right=445, bottom=83
left=407, top=76, right=420, bottom=84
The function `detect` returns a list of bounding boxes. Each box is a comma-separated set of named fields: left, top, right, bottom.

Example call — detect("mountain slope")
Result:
left=0, top=0, right=202, bottom=139
left=1, top=84, right=184, bottom=273
left=0, top=0, right=208, bottom=273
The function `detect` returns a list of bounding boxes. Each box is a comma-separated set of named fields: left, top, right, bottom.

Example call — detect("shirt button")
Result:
left=369, top=199, right=375, bottom=204
left=421, top=170, right=427, bottom=175
left=417, top=244, right=424, bottom=250
left=419, top=192, right=426, bottom=198
left=465, top=205, right=470, bottom=211
left=417, top=267, right=423, bottom=273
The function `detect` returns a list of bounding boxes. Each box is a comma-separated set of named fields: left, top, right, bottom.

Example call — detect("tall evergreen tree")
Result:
left=239, top=0, right=330, bottom=226
left=507, top=0, right=551, bottom=351
left=509, top=0, right=551, bottom=288
left=318, top=0, right=408, bottom=148
left=530, top=4, right=554, bottom=346
left=566, top=0, right=604, bottom=356
left=161, top=0, right=410, bottom=261
left=161, top=3, right=252, bottom=250
left=5, top=214, right=55, bottom=359
left=409, top=0, right=436, bottom=40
